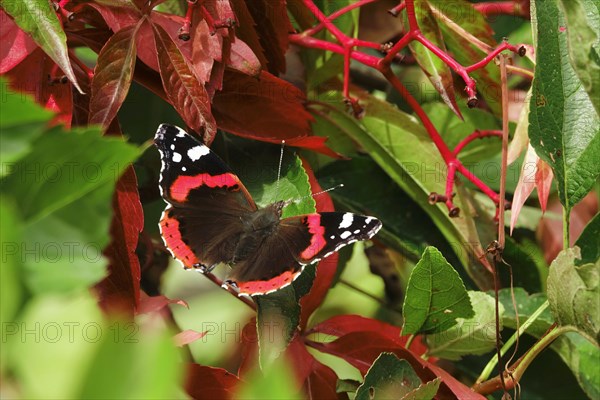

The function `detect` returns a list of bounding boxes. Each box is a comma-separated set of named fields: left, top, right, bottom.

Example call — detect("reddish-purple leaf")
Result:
left=137, top=293, right=188, bottom=314
left=310, top=332, right=484, bottom=400
left=229, top=0, right=268, bottom=68
left=6, top=48, right=73, bottom=126
left=174, top=330, right=208, bottom=347
left=0, top=10, right=37, bottom=74
left=228, top=38, right=262, bottom=77
left=153, top=22, right=217, bottom=143
left=96, top=166, right=143, bottom=316
left=212, top=70, right=315, bottom=143
left=185, top=364, right=241, bottom=400
left=89, top=25, right=139, bottom=128
left=234, top=0, right=291, bottom=74
left=535, top=157, right=553, bottom=212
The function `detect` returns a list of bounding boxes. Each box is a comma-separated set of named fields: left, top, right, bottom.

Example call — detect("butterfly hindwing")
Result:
left=228, top=212, right=382, bottom=296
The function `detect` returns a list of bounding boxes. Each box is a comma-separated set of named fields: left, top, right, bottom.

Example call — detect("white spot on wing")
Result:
left=340, top=231, right=352, bottom=239
left=172, top=152, right=182, bottom=162
left=330, top=235, right=336, bottom=239
left=188, top=145, right=209, bottom=161
left=339, top=213, right=353, bottom=229
left=365, top=217, right=373, bottom=224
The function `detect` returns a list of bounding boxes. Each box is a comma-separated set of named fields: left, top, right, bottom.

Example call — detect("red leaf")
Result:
left=185, top=364, right=241, bottom=400
left=137, top=293, right=188, bottom=314
left=299, top=159, right=337, bottom=328
left=153, top=21, right=217, bottom=143
left=174, top=330, right=208, bottom=347
left=310, top=332, right=484, bottom=400
left=229, top=0, right=268, bottom=68
left=96, top=166, right=143, bottom=316
left=0, top=10, right=37, bottom=74
left=5, top=48, right=72, bottom=126
left=234, top=0, right=291, bottom=74
left=212, top=70, right=339, bottom=157
left=287, top=338, right=347, bottom=400
left=229, top=38, right=262, bottom=77
left=89, top=24, right=139, bottom=128
left=310, top=315, right=404, bottom=342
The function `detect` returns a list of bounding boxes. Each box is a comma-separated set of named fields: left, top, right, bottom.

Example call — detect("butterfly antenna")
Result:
left=275, top=140, right=285, bottom=199
left=288, top=184, right=344, bottom=206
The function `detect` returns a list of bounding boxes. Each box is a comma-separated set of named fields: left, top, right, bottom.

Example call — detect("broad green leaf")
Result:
left=235, top=356, right=303, bottom=400
left=240, top=153, right=315, bottom=368
left=402, top=378, right=441, bottom=400
left=318, top=156, right=451, bottom=263
left=426, top=291, right=501, bottom=360
left=497, top=288, right=554, bottom=335
left=547, top=247, right=599, bottom=344
left=355, top=353, right=424, bottom=400
left=89, top=24, right=139, bottom=127
left=1, top=124, right=141, bottom=293
left=6, top=292, right=105, bottom=399
left=1, top=0, right=82, bottom=93
left=78, top=319, right=183, bottom=399
left=497, top=288, right=600, bottom=398
left=575, top=212, right=600, bottom=265
left=402, top=247, right=474, bottom=335
left=427, top=0, right=501, bottom=115
left=408, top=0, right=461, bottom=117
left=315, top=90, right=495, bottom=289
left=529, top=0, right=600, bottom=213
left=0, top=199, right=23, bottom=359
left=0, top=78, right=52, bottom=175
left=560, top=0, right=600, bottom=114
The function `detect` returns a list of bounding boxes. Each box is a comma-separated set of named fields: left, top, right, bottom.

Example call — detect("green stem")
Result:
left=563, top=207, right=570, bottom=249
left=405, top=334, right=416, bottom=350
left=476, top=300, right=549, bottom=383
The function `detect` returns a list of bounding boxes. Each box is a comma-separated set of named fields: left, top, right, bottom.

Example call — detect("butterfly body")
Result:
left=155, top=124, right=382, bottom=296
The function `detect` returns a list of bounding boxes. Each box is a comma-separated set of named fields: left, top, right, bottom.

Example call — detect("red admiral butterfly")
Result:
left=155, top=124, right=382, bottom=296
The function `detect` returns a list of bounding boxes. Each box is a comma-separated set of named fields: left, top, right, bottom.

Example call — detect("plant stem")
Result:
left=476, top=300, right=549, bottom=383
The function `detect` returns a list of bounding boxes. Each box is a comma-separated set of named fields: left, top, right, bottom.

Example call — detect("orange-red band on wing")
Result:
left=160, top=212, right=199, bottom=267
left=237, top=270, right=299, bottom=295
left=300, top=214, right=326, bottom=260
left=170, top=173, right=239, bottom=202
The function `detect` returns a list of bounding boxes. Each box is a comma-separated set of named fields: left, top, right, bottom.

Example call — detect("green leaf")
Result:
left=89, top=24, right=139, bottom=127
left=355, top=353, right=425, bottom=400
left=235, top=356, right=303, bottom=400
left=317, top=90, right=495, bottom=289
left=426, top=291, right=501, bottom=360
left=1, top=122, right=141, bottom=293
left=245, top=153, right=315, bottom=368
left=0, top=79, right=52, bottom=176
left=497, top=288, right=554, bottom=336
left=78, top=319, right=183, bottom=399
left=402, top=378, right=441, bottom=400
left=318, top=156, right=447, bottom=263
left=1, top=0, right=82, bottom=93
left=408, top=0, right=461, bottom=117
left=402, top=247, right=474, bottom=335
left=0, top=199, right=24, bottom=353
left=560, top=0, right=600, bottom=114
left=497, top=288, right=600, bottom=399
left=529, top=0, right=600, bottom=213
left=6, top=292, right=105, bottom=399
left=547, top=247, right=599, bottom=344
left=575, top=212, right=600, bottom=265
left=427, top=0, right=501, bottom=115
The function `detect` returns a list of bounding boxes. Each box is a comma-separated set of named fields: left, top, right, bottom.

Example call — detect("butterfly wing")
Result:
left=155, top=124, right=257, bottom=269
left=228, top=212, right=382, bottom=296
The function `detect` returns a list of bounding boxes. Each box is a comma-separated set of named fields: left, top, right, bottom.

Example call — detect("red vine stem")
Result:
left=290, top=0, right=525, bottom=214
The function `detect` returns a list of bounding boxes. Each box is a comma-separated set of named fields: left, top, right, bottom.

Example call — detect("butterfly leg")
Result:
left=193, top=263, right=217, bottom=274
